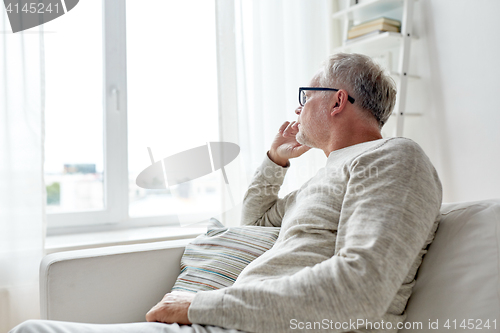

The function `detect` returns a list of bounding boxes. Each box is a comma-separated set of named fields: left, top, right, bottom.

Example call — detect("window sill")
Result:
left=45, top=226, right=206, bottom=254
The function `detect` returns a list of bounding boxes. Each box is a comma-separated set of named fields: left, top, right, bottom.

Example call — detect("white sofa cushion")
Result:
left=401, top=200, right=500, bottom=332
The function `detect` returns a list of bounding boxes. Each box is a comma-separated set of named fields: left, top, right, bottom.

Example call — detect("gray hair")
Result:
left=318, top=53, right=396, bottom=128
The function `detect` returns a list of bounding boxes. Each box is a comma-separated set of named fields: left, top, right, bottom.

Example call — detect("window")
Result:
left=45, top=1, right=220, bottom=232
left=44, top=0, right=104, bottom=214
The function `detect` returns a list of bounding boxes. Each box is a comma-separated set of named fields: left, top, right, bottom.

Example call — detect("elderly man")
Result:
left=11, top=53, right=442, bottom=333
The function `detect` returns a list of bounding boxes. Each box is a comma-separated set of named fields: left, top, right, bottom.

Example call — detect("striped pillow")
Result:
left=171, top=226, right=280, bottom=293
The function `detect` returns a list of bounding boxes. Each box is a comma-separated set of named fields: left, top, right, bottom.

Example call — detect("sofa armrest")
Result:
left=40, top=238, right=192, bottom=324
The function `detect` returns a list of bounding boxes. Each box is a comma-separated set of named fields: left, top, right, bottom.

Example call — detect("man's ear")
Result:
left=330, top=89, right=349, bottom=115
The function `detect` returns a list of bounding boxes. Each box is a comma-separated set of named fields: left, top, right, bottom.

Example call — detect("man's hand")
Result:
left=268, top=121, right=311, bottom=167
left=145, top=291, right=195, bottom=325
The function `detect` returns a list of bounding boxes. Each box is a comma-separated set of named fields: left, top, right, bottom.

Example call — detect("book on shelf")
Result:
left=345, top=30, right=389, bottom=44
left=348, top=17, right=401, bottom=40
left=351, top=17, right=401, bottom=30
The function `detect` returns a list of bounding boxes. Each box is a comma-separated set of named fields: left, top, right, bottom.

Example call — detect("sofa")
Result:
left=40, top=200, right=500, bottom=332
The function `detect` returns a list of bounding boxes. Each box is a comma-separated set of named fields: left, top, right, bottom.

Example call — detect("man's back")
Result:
left=189, top=137, right=442, bottom=332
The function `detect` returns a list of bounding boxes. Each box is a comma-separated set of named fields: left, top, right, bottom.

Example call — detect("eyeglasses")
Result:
left=299, top=87, right=355, bottom=107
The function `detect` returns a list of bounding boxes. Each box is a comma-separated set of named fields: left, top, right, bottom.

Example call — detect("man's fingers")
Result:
left=145, top=308, right=156, bottom=322
left=283, top=121, right=297, bottom=137
left=145, top=292, right=193, bottom=325
left=278, top=121, right=290, bottom=134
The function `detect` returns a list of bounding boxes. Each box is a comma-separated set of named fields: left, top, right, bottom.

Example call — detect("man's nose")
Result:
left=295, top=106, right=302, bottom=115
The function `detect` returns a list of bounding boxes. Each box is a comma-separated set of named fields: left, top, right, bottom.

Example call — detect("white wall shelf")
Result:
left=390, top=71, right=419, bottom=80
left=333, top=31, right=418, bottom=53
left=333, top=0, right=407, bottom=20
left=391, top=111, right=421, bottom=116
left=332, top=0, right=418, bottom=137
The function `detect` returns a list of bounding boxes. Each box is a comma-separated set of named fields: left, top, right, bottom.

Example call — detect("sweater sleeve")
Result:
left=239, top=152, right=294, bottom=227
left=188, top=141, right=442, bottom=333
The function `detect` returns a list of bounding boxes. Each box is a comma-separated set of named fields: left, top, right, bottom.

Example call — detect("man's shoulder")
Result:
left=359, top=137, right=426, bottom=158
left=326, top=137, right=432, bottom=171
left=350, top=137, right=433, bottom=171
left=349, top=137, right=441, bottom=197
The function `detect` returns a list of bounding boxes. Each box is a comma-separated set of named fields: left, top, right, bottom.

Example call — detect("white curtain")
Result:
left=216, top=0, right=336, bottom=225
left=0, top=10, right=45, bottom=333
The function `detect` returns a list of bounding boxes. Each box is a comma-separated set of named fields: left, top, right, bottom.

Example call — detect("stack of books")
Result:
left=347, top=17, right=401, bottom=40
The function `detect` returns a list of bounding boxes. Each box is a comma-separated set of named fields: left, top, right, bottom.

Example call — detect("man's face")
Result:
left=295, top=75, right=330, bottom=149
